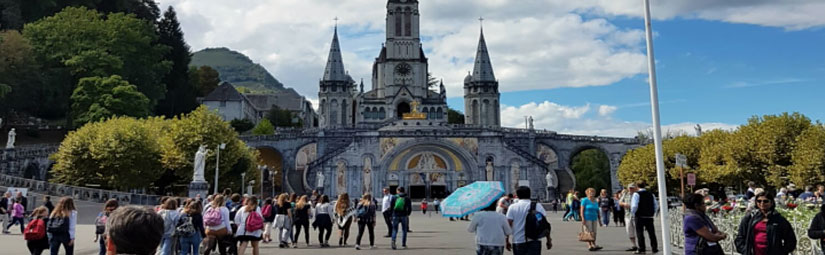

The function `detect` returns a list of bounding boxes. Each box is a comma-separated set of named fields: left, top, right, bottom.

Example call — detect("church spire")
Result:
left=322, top=21, right=348, bottom=81
left=472, top=19, right=495, bottom=82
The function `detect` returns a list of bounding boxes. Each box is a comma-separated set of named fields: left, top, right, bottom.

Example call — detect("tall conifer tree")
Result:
left=156, top=6, right=197, bottom=117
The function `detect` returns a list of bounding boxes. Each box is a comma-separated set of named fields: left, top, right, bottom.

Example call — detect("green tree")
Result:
left=190, top=65, right=221, bottom=97
left=789, top=124, right=825, bottom=186
left=155, top=6, right=197, bottom=117
left=23, top=7, right=170, bottom=124
left=0, top=0, right=23, bottom=29
left=571, top=149, right=611, bottom=194
left=252, top=119, right=275, bottom=135
left=266, top=106, right=297, bottom=127
left=427, top=72, right=438, bottom=89
left=230, top=119, right=254, bottom=133
left=447, top=107, right=465, bottom=124
left=0, top=30, right=48, bottom=115
left=71, top=75, right=151, bottom=126
left=50, top=116, right=168, bottom=190
left=697, top=129, right=738, bottom=186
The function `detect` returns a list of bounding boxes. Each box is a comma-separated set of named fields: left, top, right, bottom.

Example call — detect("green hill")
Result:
left=191, top=47, right=296, bottom=95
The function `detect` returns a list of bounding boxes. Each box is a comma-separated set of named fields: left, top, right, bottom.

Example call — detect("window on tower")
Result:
left=395, top=8, right=402, bottom=36
left=404, top=8, right=412, bottom=36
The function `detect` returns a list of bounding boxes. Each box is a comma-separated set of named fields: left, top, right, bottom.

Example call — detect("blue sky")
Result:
left=158, top=0, right=825, bottom=136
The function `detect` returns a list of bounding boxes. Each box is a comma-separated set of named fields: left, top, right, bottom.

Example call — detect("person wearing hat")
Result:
left=618, top=184, right=638, bottom=252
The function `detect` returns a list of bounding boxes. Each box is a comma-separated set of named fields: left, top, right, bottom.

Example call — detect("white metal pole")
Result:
left=214, top=146, right=220, bottom=194
left=642, top=0, right=672, bottom=254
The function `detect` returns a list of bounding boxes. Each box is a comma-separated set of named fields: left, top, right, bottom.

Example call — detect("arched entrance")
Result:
left=396, top=102, right=410, bottom=119
left=257, top=147, right=284, bottom=198
left=381, top=140, right=476, bottom=200
left=569, top=147, right=611, bottom=195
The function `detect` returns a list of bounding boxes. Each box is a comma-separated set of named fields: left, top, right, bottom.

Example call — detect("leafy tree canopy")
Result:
left=71, top=75, right=151, bottom=126
left=252, top=119, right=275, bottom=135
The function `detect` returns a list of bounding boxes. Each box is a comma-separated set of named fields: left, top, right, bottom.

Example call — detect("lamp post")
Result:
left=241, top=172, right=246, bottom=195
left=258, top=165, right=266, bottom=198
left=214, top=143, right=226, bottom=194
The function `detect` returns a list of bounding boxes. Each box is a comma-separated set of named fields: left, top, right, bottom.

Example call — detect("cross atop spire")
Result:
left=479, top=16, right=484, bottom=30
left=334, top=17, right=339, bottom=28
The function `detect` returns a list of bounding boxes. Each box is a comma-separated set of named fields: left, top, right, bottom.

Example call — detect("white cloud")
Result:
left=564, top=0, right=825, bottom=30
left=502, top=100, right=737, bottom=137
left=157, top=0, right=649, bottom=99
left=598, top=105, right=618, bottom=116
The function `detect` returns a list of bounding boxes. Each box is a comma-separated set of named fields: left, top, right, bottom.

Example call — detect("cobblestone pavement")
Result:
left=0, top=211, right=664, bottom=255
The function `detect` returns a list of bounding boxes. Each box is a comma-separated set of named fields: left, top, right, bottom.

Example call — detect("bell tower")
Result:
left=464, top=22, right=501, bottom=127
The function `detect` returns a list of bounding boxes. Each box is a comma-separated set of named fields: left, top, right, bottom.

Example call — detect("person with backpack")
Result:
left=313, top=195, right=334, bottom=247
left=203, top=195, right=232, bottom=255
left=292, top=195, right=312, bottom=247
left=468, top=201, right=512, bottom=255
left=272, top=193, right=293, bottom=248
left=505, top=186, right=552, bottom=255
left=25, top=206, right=49, bottom=255
left=389, top=187, right=412, bottom=250
left=157, top=199, right=180, bottom=255
left=7, top=197, right=25, bottom=234
left=334, top=193, right=354, bottom=247
left=261, top=198, right=274, bottom=243
left=177, top=200, right=205, bottom=255
left=234, top=195, right=263, bottom=255
left=94, top=199, right=118, bottom=255
left=354, top=193, right=377, bottom=250
left=48, top=197, right=77, bottom=255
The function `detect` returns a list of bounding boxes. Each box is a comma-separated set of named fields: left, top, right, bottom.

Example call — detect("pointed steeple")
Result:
left=471, top=25, right=495, bottom=82
left=322, top=24, right=348, bottom=81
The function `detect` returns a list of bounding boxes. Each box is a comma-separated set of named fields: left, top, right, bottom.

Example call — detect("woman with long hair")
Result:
left=261, top=198, right=274, bottom=243
left=235, top=196, right=263, bottom=255
left=26, top=206, right=50, bottom=255
left=735, top=191, right=796, bottom=255
left=48, top=197, right=77, bottom=255
left=292, top=195, right=312, bottom=247
left=313, top=195, right=333, bottom=247
left=335, top=193, right=354, bottom=247
left=683, top=193, right=726, bottom=255
left=203, top=195, right=232, bottom=255
left=354, top=193, right=377, bottom=250
left=179, top=200, right=206, bottom=255
left=580, top=188, right=602, bottom=251
left=94, top=199, right=118, bottom=255
left=157, top=198, right=180, bottom=255
left=272, top=193, right=293, bottom=248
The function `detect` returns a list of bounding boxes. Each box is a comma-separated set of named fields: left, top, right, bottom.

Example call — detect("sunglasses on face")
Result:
left=756, top=199, right=771, bottom=204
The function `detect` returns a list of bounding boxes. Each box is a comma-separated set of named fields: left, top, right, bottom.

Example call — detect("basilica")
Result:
left=244, top=0, right=641, bottom=201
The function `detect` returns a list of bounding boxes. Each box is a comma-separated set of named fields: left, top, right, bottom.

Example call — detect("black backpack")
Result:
left=47, top=216, right=70, bottom=234
left=524, top=202, right=551, bottom=240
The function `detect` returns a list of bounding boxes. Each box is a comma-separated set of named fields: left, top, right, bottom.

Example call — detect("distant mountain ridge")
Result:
left=191, top=47, right=299, bottom=97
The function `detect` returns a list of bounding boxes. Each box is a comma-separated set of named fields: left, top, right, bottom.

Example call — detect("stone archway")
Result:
left=379, top=139, right=477, bottom=199
left=257, top=147, right=284, bottom=198
left=568, top=145, right=611, bottom=195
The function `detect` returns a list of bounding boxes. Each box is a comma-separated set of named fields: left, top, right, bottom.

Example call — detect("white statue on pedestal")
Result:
left=485, top=161, right=494, bottom=181
left=336, top=161, right=347, bottom=195
left=545, top=170, right=557, bottom=188
left=316, top=171, right=325, bottom=188
left=6, top=128, right=16, bottom=149
left=528, top=116, right=534, bottom=130
left=193, top=145, right=209, bottom=182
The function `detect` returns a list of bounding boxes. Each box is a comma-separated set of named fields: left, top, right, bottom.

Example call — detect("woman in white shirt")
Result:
left=313, top=195, right=334, bottom=247
left=234, top=196, right=263, bottom=255
left=467, top=202, right=513, bottom=255
left=203, top=195, right=232, bottom=255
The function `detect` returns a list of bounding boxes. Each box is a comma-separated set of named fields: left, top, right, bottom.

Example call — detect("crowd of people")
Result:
left=7, top=179, right=825, bottom=255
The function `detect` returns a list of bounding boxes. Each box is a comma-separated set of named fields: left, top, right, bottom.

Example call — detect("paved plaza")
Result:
left=0, top=206, right=664, bottom=255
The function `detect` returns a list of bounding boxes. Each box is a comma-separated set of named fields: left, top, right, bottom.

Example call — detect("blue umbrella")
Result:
left=441, top=181, right=505, bottom=218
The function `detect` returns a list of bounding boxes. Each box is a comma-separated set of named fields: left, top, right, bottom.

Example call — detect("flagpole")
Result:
left=642, top=0, right=672, bottom=254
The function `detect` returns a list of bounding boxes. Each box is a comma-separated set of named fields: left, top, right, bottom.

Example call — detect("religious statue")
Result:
left=192, top=145, right=209, bottom=182
left=485, top=161, right=494, bottom=181
left=6, top=128, right=16, bottom=149
left=545, top=170, right=557, bottom=188
left=362, top=158, right=372, bottom=195
left=316, top=171, right=325, bottom=188
left=336, top=161, right=347, bottom=195
left=510, top=162, right=520, bottom=190
left=528, top=116, right=534, bottom=130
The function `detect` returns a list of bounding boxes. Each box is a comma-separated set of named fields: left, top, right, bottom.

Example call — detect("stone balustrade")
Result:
left=0, top=173, right=166, bottom=205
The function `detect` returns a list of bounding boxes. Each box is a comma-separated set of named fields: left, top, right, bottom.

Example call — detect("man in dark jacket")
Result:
left=735, top=193, right=796, bottom=255
left=389, top=187, right=412, bottom=250
left=808, top=204, right=825, bottom=253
